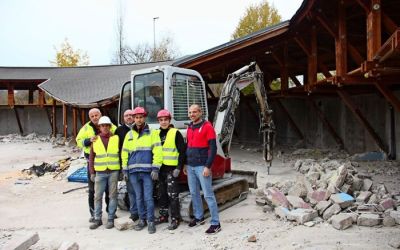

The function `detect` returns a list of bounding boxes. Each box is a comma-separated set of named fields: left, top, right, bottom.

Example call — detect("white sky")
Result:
left=0, top=0, right=302, bottom=67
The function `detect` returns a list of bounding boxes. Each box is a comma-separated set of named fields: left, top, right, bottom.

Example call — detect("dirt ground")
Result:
left=0, top=139, right=399, bottom=250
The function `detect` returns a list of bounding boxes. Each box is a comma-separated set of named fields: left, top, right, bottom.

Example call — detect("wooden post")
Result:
left=63, top=104, right=68, bottom=139
left=336, top=0, right=347, bottom=76
left=367, top=0, right=382, bottom=60
left=28, top=89, right=34, bottom=104
left=7, top=84, right=15, bottom=107
left=309, top=26, right=318, bottom=85
left=80, top=109, right=86, bottom=125
left=38, top=89, right=45, bottom=108
left=281, top=43, right=289, bottom=91
left=52, top=99, right=57, bottom=137
left=72, top=107, right=78, bottom=138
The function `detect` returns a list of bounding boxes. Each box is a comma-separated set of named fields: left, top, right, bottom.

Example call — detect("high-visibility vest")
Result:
left=76, top=122, right=117, bottom=154
left=93, top=135, right=120, bottom=171
left=157, top=128, right=179, bottom=166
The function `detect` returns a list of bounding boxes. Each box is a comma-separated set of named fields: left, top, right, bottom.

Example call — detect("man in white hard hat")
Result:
left=88, top=116, right=121, bottom=230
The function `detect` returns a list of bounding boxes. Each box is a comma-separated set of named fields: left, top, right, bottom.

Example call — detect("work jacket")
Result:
left=76, top=121, right=117, bottom=154
left=92, top=135, right=120, bottom=171
left=121, top=124, right=162, bottom=173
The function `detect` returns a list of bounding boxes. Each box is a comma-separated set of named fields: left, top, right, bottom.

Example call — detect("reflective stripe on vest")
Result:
left=93, top=135, right=120, bottom=171
left=161, top=128, right=179, bottom=166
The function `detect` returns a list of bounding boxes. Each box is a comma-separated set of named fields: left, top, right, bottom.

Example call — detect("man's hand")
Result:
left=151, top=170, right=159, bottom=181
left=203, top=167, right=211, bottom=177
left=183, top=165, right=187, bottom=175
left=90, top=136, right=97, bottom=143
left=172, top=169, right=180, bottom=178
left=90, top=174, right=96, bottom=182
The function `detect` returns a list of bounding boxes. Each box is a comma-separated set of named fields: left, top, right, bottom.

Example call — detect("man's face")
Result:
left=158, top=117, right=170, bottom=129
left=99, top=124, right=111, bottom=134
left=134, top=114, right=146, bottom=127
left=89, top=111, right=101, bottom=125
left=123, top=113, right=134, bottom=125
left=188, top=106, right=202, bottom=123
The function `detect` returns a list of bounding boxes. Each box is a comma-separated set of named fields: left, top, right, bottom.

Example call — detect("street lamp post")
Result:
left=153, top=17, right=159, bottom=61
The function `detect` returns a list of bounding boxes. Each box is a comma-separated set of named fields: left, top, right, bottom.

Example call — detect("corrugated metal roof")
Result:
left=0, top=61, right=173, bottom=107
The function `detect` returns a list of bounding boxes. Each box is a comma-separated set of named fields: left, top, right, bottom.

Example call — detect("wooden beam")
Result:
left=337, top=89, right=387, bottom=153
left=7, top=84, right=14, bottom=107
left=63, top=104, right=68, bottom=139
left=374, top=81, right=400, bottom=113
left=336, top=0, right=348, bottom=76
left=281, top=43, right=289, bottom=91
left=308, top=26, right=318, bottom=85
left=367, top=0, right=382, bottom=61
left=72, top=107, right=78, bottom=138
left=307, top=98, right=344, bottom=148
left=294, top=36, right=311, bottom=57
left=205, top=84, right=216, bottom=98
left=274, top=99, right=305, bottom=140
left=28, top=90, right=34, bottom=104
left=52, top=99, right=57, bottom=137
left=290, top=75, right=302, bottom=87
left=319, top=64, right=333, bottom=78
left=14, top=107, right=23, bottom=135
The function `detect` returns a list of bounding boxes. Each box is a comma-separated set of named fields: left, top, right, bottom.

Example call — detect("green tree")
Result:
left=50, top=38, right=89, bottom=67
left=232, top=0, right=281, bottom=40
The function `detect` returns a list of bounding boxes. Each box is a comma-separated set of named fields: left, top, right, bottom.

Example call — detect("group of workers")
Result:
left=76, top=104, right=222, bottom=235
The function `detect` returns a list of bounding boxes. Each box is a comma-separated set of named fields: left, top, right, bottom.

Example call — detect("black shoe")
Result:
left=168, top=219, right=179, bottom=230
left=155, top=216, right=168, bottom=225
left=148, top=222, right=156, bottom=234
left=105, top=220, right=114, bottom=229
left=89, top=216, right=95, bottom=223
left=205, top=224, right=221, bottom=234
left=188, top=217, right=205, bottom=227
left=134, top=219, right=147, bottom=231
left=129, top=214, right=139, bottom=222
left=89, top=220, right=102, bottom=230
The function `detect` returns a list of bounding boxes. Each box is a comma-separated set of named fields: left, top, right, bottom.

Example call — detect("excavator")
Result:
left=117, top=62, right=274, bottom=221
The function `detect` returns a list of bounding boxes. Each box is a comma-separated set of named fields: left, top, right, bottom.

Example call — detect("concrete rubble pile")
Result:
left=257, top=156, right=400, bottom=230
left=0, top=132, right=76, bottom=147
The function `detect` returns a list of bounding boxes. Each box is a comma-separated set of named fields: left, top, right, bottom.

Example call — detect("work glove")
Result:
left=90, top=174, right=96, bottom=183
left=172, top=169, right=180, bottom=178
left=151, top=170, right=159, bottom=181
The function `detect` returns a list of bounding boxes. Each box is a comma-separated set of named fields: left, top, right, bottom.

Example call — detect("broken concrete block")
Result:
left=264, top=187, right=290, bottom=208
left=58, top=242, right=79, bottom=250
left=274, top=206, right=290, bottom=219
left=357, top=204, right=377, bottom=212
left=378, top=198, right=395, bottom=211
left=362, top=179, right=373, bottom=191
left=340, top=184, right=352, bottom=194
left=303, top=221, right=315, bottom=227
left=327, top=165, right=348, bottom=193
left=331, top=213, right=353, bottom=230
left=2, top=233, right=40, bottom=250
left=316, top=200, right=332, bottom=215
left=323, top=203, right=342, bottom=220
left=263, top=205, right=273, bottom=213
left=287, top=209, right=318, bottom=224
left=255, top=198, right=267, bottom=206
left=356, top=191, right=372, bottom=203
left=308, top=189, right=329, bottom=204
left=357, top=213, right=381, bottom=227
left=350, top=213, right=359, bottom=223
left=306, top=171, right=320, bottom=182
left=383, top=216, right=396, bottom=227
left=288, top=183, right=308, bottom=199
left=114, top=217, right=135, bottom=231
left=351, top=177, right=363, bottom=192
left=368, top=194, right=379, bottom=204
left=286, top=195, right=311, bottom=209
left=389, top=238, right=400, bottom=249
left=330, top=193, right=355, bottom=208
left=376, top=184, right=388, bottom=197
left=389, top=210, right=400, bottom=224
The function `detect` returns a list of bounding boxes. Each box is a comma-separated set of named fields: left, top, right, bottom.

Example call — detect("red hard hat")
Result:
left=132, top=107, right=147, bottom=116
left=157, top=109, right=171, bottom=119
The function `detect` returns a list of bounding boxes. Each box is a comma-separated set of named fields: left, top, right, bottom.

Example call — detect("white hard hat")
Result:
left=98, top=116, right=112, bottom=125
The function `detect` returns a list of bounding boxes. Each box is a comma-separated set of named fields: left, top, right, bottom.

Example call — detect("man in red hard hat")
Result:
left=155, top=109, right=186, bottom=230
left=121, top=107, right=162, bottom=234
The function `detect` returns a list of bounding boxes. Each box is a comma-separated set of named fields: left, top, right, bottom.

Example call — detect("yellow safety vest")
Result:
left=76, top=122, right=117, bottom=154
left=93, top=135, right=120, bottom=171
left=157, top=128, right=179, bottom=166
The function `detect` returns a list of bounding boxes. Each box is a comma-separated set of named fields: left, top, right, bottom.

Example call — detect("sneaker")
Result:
left=89, top=220, right=103, bottom=230
left=168, top=219, right=179, bottom=230
left=129, top=214, right=139, bottom=222
left=155, top=215, right=168, bottom=225
left=188, top=217, right=205, bottom=227
left=205, top=224, right=221, bottom=234
left=89, top=216, right=95, bottom=223
left=148, top=222, right=156, bottom=234
left=134, top=219, right=147, bottom=231
left=105, top=220, right=114, bottom=229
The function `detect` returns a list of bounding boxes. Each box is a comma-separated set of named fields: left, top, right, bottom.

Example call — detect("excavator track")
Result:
left=179, top=176, right=249, bottom=222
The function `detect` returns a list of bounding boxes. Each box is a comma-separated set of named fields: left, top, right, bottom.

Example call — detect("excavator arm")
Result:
left=213, top=62, right=275, bottom=174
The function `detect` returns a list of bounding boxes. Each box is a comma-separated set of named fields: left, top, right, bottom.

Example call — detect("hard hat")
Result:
left=124, top=109, right=135, bottom=116
left=157, top=109, right=171, bottom=119
left=132, top=107, right=147, bottom=116
left=98, top=116, right=112, bottom=125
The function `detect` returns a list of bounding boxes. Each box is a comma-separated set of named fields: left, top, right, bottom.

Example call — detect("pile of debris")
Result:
left=22, top=157, right=71, bottom=178
left=257, top=158, right=400, bottom=230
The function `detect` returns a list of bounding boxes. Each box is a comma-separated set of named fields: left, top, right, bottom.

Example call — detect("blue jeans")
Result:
left=94, top=171, right=119, bottom=221
left=130, top=172, right=154, bottom=222
left=187, top=165, right=220, bottom=225
left=126, top=173, right=138, bottom=216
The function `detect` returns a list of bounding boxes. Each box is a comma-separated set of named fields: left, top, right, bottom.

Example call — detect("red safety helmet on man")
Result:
left=132, top=107, right=147, bottom=117
left=157, top=109, right=171, bottom=119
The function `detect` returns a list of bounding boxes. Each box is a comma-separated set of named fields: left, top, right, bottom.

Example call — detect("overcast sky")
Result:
left=0, top=0, right=302, bottom=67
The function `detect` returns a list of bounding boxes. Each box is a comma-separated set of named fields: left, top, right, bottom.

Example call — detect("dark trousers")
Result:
left=86, top=160, right=109, bottom=216
left=159, top=165, right=180, bottom=220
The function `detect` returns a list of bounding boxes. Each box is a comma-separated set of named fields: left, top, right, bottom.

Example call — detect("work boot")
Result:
left=89, top=216, right=95, bottom=223
left=148, top=222, right=156, bottom=234
left=168, top=219, right=179, bottom=230
left=130, top=214, right=139, bottom=222
left=89, top=220, right=102, bottom=230
left=134, top=219, right=147, bottom=231
left=105, top=220, right=114, bottom=229
left=155, top=215, right=168, bottom=225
